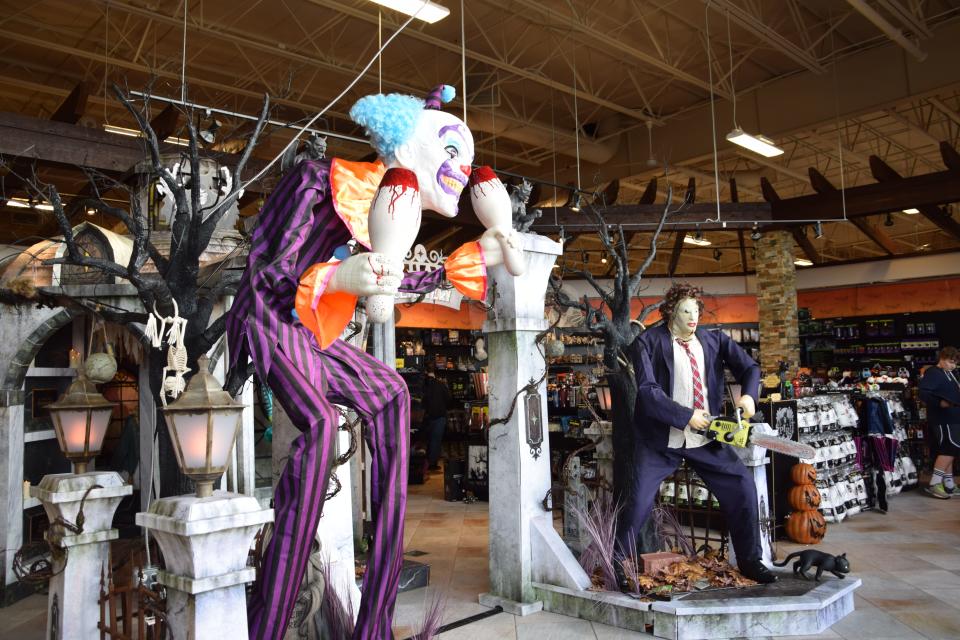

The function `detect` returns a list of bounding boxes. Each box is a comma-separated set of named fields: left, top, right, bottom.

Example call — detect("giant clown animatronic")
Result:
left=226, top=84, right=523, bottom=639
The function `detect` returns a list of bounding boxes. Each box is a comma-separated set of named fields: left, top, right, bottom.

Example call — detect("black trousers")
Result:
left=615, top=438, right=762, bottom=566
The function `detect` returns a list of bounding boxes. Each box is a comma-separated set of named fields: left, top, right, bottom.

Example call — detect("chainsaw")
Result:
left=703, top=408, right=815, bottom=459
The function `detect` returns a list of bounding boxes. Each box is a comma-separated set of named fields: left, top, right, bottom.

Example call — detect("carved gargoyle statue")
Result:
left=510, top=179, right=542, bottom=232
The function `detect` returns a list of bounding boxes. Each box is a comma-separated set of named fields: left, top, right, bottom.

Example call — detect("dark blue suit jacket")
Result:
left=630, top=325, right=761, bottom=451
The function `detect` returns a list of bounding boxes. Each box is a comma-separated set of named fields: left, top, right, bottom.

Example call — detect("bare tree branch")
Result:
left=202, top=94, right=271, bottom=233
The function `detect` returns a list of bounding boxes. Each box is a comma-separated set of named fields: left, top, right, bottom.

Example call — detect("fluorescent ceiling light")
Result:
left=3, top=197, right=53, bottom=211
left=902, top=208, right=920, bottom=214
left=726, top=128, right=784, bottom=157
left=367, top=0, right=450, bottom=23
left=104, top=124, right=190, bottom=147
left=794, top=258, right=813, bottom=267
left=683, top=234, right=712, bottom=246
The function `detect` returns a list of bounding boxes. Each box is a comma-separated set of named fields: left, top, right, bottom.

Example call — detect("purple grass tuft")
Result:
left=652, top=505, right=696, bottom=558
left=319, top=556, right=355, bottom=640
left=572, top=492, right=621, bottom=591
left=412, top=591, right=447, bottom=639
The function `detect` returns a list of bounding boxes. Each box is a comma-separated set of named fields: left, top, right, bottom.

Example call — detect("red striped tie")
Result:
left=676, top=338, right=705, bottom=410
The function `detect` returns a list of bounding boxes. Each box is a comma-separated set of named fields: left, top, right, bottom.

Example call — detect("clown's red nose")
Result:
left=461, top=165, right=472, bottom=177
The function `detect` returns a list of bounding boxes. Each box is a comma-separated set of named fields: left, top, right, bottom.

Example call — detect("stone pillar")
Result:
left=479, top=234, right=590, bottom=616
left=755, top=230, right=801, bottom=376
left=0, top=392, right=24, bottom=597
left=726, top=432, right=775, bottom=569
left=136, top=493, right=273, bottom=640
left=31, top=471, right=132, bottom=640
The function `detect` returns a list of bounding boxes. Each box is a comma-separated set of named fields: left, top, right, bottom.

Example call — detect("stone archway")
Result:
left=1, top=308, right=79, bottom=395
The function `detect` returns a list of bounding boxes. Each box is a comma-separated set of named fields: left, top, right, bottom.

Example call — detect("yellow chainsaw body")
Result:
left=706, top=418, right=751, bottom=448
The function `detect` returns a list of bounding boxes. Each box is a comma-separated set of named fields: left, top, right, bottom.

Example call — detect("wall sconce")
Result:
left=162, top=356, right=244, bottom=497
left=48, top=371, right=116, bottom=474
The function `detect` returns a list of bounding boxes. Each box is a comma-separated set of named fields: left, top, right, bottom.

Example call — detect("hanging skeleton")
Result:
left=144, top=299, right=190, bottom=407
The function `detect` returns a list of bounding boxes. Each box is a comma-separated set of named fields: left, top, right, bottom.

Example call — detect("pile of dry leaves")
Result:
left=597, top=555, right=757, bottom=599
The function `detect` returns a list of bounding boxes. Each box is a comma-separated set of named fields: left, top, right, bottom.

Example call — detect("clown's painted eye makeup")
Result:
left=445, top=145, right=459, bottom=159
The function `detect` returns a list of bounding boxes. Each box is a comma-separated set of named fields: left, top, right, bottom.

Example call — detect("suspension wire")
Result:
left=573, top=48, right=581, bottom=194
left=727, top=8, right=737, bottom=129
left=461, top=0, right=467, bottom=124
left=199, top=8, right=422, bottom=221
left=180, top=0, right=188, bottom=104
left=378, top=11, right=382, bottom=94
left=829, top=7, right=848, bottom=222
left=705, top=4, right=722, bottom=224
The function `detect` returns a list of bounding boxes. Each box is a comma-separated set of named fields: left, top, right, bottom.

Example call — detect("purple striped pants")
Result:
left=248, top=338, right=410, bottom=639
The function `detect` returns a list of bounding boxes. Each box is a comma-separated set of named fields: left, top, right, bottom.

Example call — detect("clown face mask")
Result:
left=670, top=297, right=701, bottom=341
left=393, top=110, right=475, bottom=217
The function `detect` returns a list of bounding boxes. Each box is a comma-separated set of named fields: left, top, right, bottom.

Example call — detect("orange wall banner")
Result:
left=797, top=277, right=960, bottom=318
left=395, top=277, right=960, bottom=330
left=395, top=301, right=487, bottom=329
left=630, top=295, right=760, bottom=326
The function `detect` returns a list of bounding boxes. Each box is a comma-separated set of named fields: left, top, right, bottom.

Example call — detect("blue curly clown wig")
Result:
left=349, top=85, right=456, bottom=162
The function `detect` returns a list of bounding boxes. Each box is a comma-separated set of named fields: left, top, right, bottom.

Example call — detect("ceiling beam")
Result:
left=761, top=176, right=820, bottom=263
left=667, top=231, right=685, bottom=276
left=941, top=141, right=960, bottom=173
left=869, top=154, right=960, bottom=241
left=627, top=178, right=659, bottom=246
left=791, top=227, right=821, bottom=263
left=928, top=97, right=960, bottom=128
left=707, top=0, right=825, bottom=74
left=808, top=167, right=899, bottom=255
left=50, top=81, right=89, bottom=124
left=305, top=0, right=661, bottom=124
left=502, top=0, right=730, bottom=100
left=737, top=230, right=748, bottom=275
left=533, top=202, right=771, bottom=232
left=770, top=167, right=960, bottom=221
left=588, top=19, right=960, bottom=185
left=845, top=0, right=927, bottom=61
left=876, top=0, right=933, bottom=39
left=884, top=107, right=941, bottom=147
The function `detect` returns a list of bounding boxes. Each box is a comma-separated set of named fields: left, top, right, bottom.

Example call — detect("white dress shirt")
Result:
left=668, top=335, right=710, bottom=449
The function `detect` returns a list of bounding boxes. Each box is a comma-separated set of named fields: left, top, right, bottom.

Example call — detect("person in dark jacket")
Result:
left=622, top=283, right=775, bottom=584
left=422, top=368, right=452, bottom=470
left=919, top=346, right=960, bottom=499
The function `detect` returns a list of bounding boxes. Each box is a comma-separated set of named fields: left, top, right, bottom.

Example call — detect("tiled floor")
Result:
left=1, top=472, right=957, bottom=639
left=392, top=470, right=960, bottom=639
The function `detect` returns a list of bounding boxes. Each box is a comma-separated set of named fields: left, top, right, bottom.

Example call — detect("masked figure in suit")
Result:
left=618, top=282, right=776, bottom=584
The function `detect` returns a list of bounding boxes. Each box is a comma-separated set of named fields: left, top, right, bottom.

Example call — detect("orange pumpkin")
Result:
left=788, top=484, right=821, bottom=510
left=791, top=463, right=817, bottom=485
left=786, top=509, right=826, bottom=544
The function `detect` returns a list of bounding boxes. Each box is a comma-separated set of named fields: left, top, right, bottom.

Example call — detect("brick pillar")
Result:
left=755, top=230, right=800, bottom=376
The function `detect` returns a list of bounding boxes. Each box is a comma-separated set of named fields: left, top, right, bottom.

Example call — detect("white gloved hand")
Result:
left=326, top=253, right=403, bottom=297
left=478, top=226, right=526, bottom=276
left=737, top=395, right=756, bottom=419
left=687, top=409, right=711, bottom=430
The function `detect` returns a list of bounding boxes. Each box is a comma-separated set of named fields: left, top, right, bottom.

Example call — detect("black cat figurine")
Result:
left=773, top=550, right=850, bottom=581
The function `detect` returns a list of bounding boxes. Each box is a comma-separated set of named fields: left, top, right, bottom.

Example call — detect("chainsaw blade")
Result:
left=747, top=432, right=815, bottom=459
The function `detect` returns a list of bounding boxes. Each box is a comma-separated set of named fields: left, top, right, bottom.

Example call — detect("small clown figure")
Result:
left=226, top=85, right=522, bottom=639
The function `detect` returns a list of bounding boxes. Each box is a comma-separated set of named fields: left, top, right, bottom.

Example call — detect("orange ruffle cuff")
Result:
left=295, top=262, right=357, bottom=350
left=444, top=241, right=487, bottom=300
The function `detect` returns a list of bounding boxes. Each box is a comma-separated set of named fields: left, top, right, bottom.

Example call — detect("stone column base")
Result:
left=31, top=471, right=132, bottom=640
left=136, top=491, right=273, bottom=640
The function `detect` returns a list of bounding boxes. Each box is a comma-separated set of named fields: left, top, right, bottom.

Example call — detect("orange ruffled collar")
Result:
left=329, top=158, right=387, bottom=249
